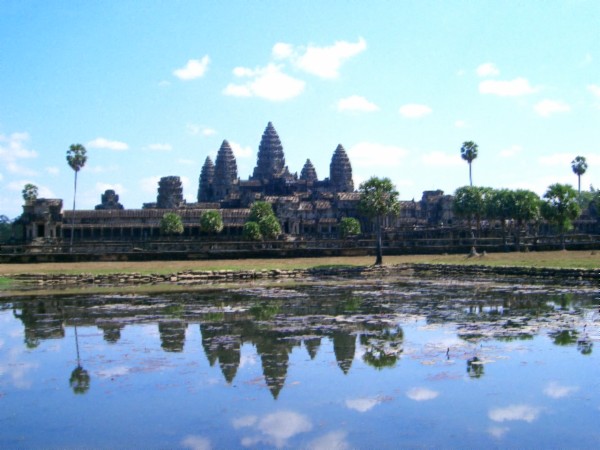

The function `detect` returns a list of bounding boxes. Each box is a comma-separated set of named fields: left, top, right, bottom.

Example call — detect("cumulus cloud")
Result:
left=229, top=141, right=252, bottom=158
left=476, top=62, right=500, bottom=77
left=543, top=381, right=579, bottom=399
left=87, top=137, right=129, bottom=151
left=345, top=397, right=381, bottom=412
left=479, top=77, right=538, bottom=96
left=307, top=431, right=350, bottom=450
left=337, top=95, right=379, bottom=112
left=588, top=84, right=600, bottom=98
left=399, top=104, right=432, bottom=118
left=181, top=435, right=212, bottom=450
left=145, top=143, right=173, bottom=152
left=348, top=142, right=409, bottom=167
left=489, top=404, right=541, bottom=423
left=234, top=411, right=312, bottom=448
left=223, top=63, right=305, bottom=101
left=0, top=132, right=39, bottom=174
left=421, top=151, right=462, bottom=166
left=45, top=166, right=60, bottom=175
left=534, top=99, right=571, bottom=117
left=173, top=55, right=210, bottom=80
left=275, top=37, right=366, bottom=79
left=406, top=387, right=439, bottom=401
left=140, top=176, right=161, bottom=194
left=488, top=426, right=510, bottom=439
left=499, top=145, right=522, bottom=158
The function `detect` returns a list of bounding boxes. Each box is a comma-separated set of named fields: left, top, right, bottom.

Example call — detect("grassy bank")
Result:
left=0, top=250, right=598, bottom=276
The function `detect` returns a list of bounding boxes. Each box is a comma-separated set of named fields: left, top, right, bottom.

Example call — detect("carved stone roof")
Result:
left=329, top=144, right=354, bottom=192
left=300, top=159, right=318, bottom=182
left=157, top=176, right=184, bottom=209
left=214, top=140, right=238, bottom=196
left=198, top=156, right=215, bottom=202
left=252, top=122, right=286, bottom=181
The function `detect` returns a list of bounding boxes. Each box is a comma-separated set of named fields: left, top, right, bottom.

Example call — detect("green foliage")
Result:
left=246, top=201, right=281, bottom=240
left=358, top=177, right=400, bottom=219
left=243, top=221, right=262, bottom=241
left=160, top=212, right=184, bottom=235
left=66, top=144, right=87, bottom=172
left=339, top=217, right=361, bottom=238
left=0, top=215, right=13, bottom=242
left=541, top=183, right=581, bottom=234
left=460, top=141, right=479, bottom=186
left=512, top=189, right=541, bottom=224
left=571, top=155, right=588, bottom=193
left=22, top=183, right=38, bottom=203
left=453, top=186, right=491, bottom=225
left=200, top=210, right=224, bottom=234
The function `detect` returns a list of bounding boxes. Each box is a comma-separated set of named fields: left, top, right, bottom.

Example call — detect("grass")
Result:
left=0, top=250, right=598, bottom=277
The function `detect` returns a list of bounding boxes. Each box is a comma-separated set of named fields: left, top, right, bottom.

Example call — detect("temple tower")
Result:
left=213, top=140, right=238, bottom=200
left=251, top=122, right=286, bottom=181
left=156, top=176, right=184, bottom=209
left=300, top=159, right=318, bottom=182
left=197, top=156, right=215, bottom=202
left=329, top=144, right=354, bottom=193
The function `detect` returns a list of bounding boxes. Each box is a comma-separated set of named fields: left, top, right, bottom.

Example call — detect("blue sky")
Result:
left=1, top=1, right=599, bottom=218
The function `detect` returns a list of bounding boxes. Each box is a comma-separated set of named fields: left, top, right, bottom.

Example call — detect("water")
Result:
left=1, top=277, right=599, bottom=449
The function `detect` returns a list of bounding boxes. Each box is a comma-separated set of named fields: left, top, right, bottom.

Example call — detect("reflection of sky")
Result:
left=234, top=410, right=312, bottom=448
left=543, top=381, right=579, bottom=399
left=406, top=387, right=439, bottom=401
left=345, top=397, right=381, bottom=412
left=488, top=404, right=541, bottom=423
left=0, top=315, right=39, bottom=389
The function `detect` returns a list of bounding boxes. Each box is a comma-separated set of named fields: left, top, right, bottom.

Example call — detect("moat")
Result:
left=1, top=276, right=599, bottom=449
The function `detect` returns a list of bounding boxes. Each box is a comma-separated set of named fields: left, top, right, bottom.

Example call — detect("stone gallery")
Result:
left=19, top=122, right=452, bottom=243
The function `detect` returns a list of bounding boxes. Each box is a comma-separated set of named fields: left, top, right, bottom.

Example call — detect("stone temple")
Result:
left=18, top=122, right=453, bottom=242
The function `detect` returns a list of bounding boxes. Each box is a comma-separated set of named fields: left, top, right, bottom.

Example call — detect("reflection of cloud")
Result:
left=0, top=348, right=39, bottom=389
left=239, top=353, right=257, bottom=369
left=489, top=404, right=541, bottom=423
left=235, top=410, right=312, bottom=448
left=543, top=381, right=578, bottom=399
left=181, top=435, right=211, bottom=450
left=488, top=426, right=509, bottom=438
left=345, top=397, right=381, bottom=412
left=406, top=387, right=439, bottom=401
left=96, top=366, right=130, bottom=378
left=307, top=430, right=350, bottom=450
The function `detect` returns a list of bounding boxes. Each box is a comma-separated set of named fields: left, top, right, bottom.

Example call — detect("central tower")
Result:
left=251, top=122, right=286, bottom=182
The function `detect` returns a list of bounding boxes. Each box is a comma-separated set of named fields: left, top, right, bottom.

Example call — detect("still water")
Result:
left=1, top=277, right=599, bottom=449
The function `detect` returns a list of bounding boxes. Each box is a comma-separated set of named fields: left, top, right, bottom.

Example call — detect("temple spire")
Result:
left=197, top=156, right=215, bottom=202
left=213, top=140, right=238, bottom=200
left=252, top=122, right=286, bottom=181
left=300, top=159, right=318, bottom=182
left=329, top=144, right=354, bottom=192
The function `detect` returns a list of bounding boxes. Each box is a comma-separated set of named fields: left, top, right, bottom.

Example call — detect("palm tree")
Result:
left=571, top=155, right=588, bottom=194
left=66, top=144, right=87, bottom=251
left=460, top=141, right=479, bottom=186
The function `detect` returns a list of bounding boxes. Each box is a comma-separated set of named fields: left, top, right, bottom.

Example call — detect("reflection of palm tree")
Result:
left=577, top=339, right=593, bottom=355
left=70, top=325, right=91, bottom=394
left=467, top=356, right=484, bottom=378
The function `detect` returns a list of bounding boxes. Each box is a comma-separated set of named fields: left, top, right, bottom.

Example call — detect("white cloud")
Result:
left=543, top=381, right=578, bottom=399
left=275, top=37, right=366, bottom=79
left=421, top=151, right=462, bottom=166
left=0, top=132, right=38, bottom=163
left=476, top=62, right=500, bottom=77
left=45, top=166, right=60, bottom=175
left=96, top=182, right=125, bottom=195
left=588, top=84, right=600, bottom=98
left=399, top=104, right=432, bottom=118
left=534, top=99, right=571, bottom=117
left=140, top=176, right=161, bottom=194
left=229, top=141, right=252, bottom=158
left=348, top=142, right=409, bottom=167
left=479, top=77, right=538, bottom=96
left=488, top=426, right=510, bottom=439
left=345, top=397, right=381, bottom=412
left=224, top=63, right=305, bottom=101
left=538, top=152, right=572, bottom=166
left=5, top=161, right=37, bottom=176
left=337, top=95, right=379, bottom=112
left=181, top=435, right=211, bottom=450
left=146, top=143, right=173, bottom=152
left=489, top=404, right=541, bottom=423
left=235, top=411, right=312, bottom=448
left=499, top=145, right=522, bottom=158
left=173, top=55, right=210, bottom=80
left=202, top=128, right=217, bottom=137
left=307, top=431, right=350, bottom=450
left=406, top=387, right=439, bottom=401
left=87, top=137, right=129, bottom=151
left=177, top=158, right=196, bottom=166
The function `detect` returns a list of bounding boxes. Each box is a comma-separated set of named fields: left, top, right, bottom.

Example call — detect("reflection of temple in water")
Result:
left=8, top=285, right=591, bottom=398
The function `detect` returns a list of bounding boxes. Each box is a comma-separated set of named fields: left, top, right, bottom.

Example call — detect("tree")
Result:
left=453, top=186, right=490, bottom=234
left=485, top=188, right=514, bottom=248
left=160, top=212, right=184, bottom=235
left=339, top=217, right=361, bottom=238
left=243, top=221, right=262, bottom=241
left=22, top=183, right=38, bottom=203
left=200, top=210, right=224, bottom=234
left=571, top=155, right=588, bottom=194
left=247, top=201, right=281, bottom=240
left=66, top=144, right=87, bottom=250
left=541, top=183, right=581, bottom=250
left=0, top=215, right=12, bottom=242
left=511, top=189, right=540, bottom=251
left=358, top=176, right=400, bottom=265
left=460, top=141, right=479, bottom=186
